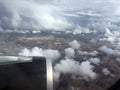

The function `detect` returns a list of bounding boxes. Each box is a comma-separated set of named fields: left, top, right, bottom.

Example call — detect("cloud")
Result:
left=102, top=68, right=112, bottom=76
left=0, top=0, right=71, bottom=30
left=99, top=45, right=120, bottom=56
left=0, top=0, right=120, bottom=34
left=88, top=58, right=101, bottom=65
left=18, top=47, right=60, bottom=62
left=68, top=40, right=80, bottom=50
left=53, top=71, right=60, bottom=82
left=101, top=28, right=116, bottom=42
left=19, top=47, right=44, bottom=56
left=54, top=0, right=120, bottom=21
left=54, top=58, right=97, bottom=81
left=63, top=13, right=80, bottom=17
left=65, top=48, right=75, bottom=58
left=73, top=25, right=91, bottom=35
left=76, top=10, right=102, bottom=17
left=102, top=68, right=110, bottom=76
left=105, top=28, right=114, bottom=36
left=54, top=59, right=77, bottom=74
left=44, top=49, right=61, bottom=61
left=78, top=50, right=99, bottom=56
left=87, top=22, right=120, bottom=43
left=78, top=61, right=97, bottom=80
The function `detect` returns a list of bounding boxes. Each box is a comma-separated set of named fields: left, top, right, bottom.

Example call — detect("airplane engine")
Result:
left=0, top=56, right=53, bottom=90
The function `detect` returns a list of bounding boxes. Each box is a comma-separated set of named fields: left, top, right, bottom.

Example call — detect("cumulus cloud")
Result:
left=99, top=45, right=120, bottom=56
left=88, top=58, right=101, bottom=65
left=105, top=28, right=113, bottom=37
left=78, top=50, right=99, bottom=56
left=68, top=40, right=80, bottom=50
left=95, top=24, right=120, bottom=43
left=90, top=39, right=97, bottom=43
left=54, top=58, right=97, bottom=81
left=65, top=48, right=75, bottom=58
left=102, top=68, right=115, bottom=77
left=19, top=47, right=44, bottom=56
left=73, top=25, right=91, bottom=35
left=102, top=68, right=111, bottom=76
left=100, top=28, right=116, bottom=42
left=44, top=49, right=61, bottom=61
left=78, top=61, right=97, bottom=80
left=76, top=10, right=102, bottom=17
left=87, top=21, right=120, bottom=34
left=18, top=47, right=60, bottom=62
left=54, top=59, right=78, bottom=74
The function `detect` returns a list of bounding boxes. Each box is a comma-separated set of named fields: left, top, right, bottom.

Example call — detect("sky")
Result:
left=0, top=0, right=120, bottom=30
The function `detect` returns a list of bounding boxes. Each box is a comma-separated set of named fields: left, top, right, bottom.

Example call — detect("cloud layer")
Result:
left=0, top=0, right=71, bottom=30
left=1, top=0, right=120, bottom=32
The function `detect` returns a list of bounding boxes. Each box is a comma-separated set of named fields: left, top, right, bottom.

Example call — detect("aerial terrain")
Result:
left=0, top=0, right=120, bottom=90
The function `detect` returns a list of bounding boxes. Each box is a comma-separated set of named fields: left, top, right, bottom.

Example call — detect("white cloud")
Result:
left=99, top=45, right=120, bottom=56
left=89, top=58, right=101, bottom=65
left=90, top=39, right=97, bottom=43
left=0, top=0, right=71, bottom=30
left=18, top=47, right=44, bottom=57
left=18, top=47, right=60, bottom=62
left=54, top=59, right=97, bottom=81
left=19, top=48, right=32, bottom=56
left=73, top=25, right=91, bottom=35
left=78, top=50, right=98, bottom=56
left=78, top=61, right=97, bottom=80
left=53, top=71, right=60, bottom=82
left=11, top=11, right=22, bottom=27
left=102, top=28, right=116, bottom=42
left=54, top=58, right=78, bottom=74
left=65, top=48, right=75, bottom=58
left=31, top=47, right=44, bottom=56
left=102, top=68, right=111, bottom=76
left=44, top=49, right=61, bottom=62
left=69, top=40, right=80, bottom=50
left=92, top=23, right=120, bottom=43
left=0, top=0, right=120, bottom=33
left=105, top=28, right=113, bottom=37
left=101, top=36, right=115, bottom=43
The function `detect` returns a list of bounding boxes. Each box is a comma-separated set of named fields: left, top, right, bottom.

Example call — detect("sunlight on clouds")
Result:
left=0, top=0, right=71, bottom=30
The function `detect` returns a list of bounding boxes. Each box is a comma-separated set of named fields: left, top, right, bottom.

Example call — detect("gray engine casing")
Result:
left=0, top=56, right=53, bottom=90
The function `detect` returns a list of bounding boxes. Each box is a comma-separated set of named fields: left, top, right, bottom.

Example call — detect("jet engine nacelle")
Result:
left=0, top=56, right=53, bottom=90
